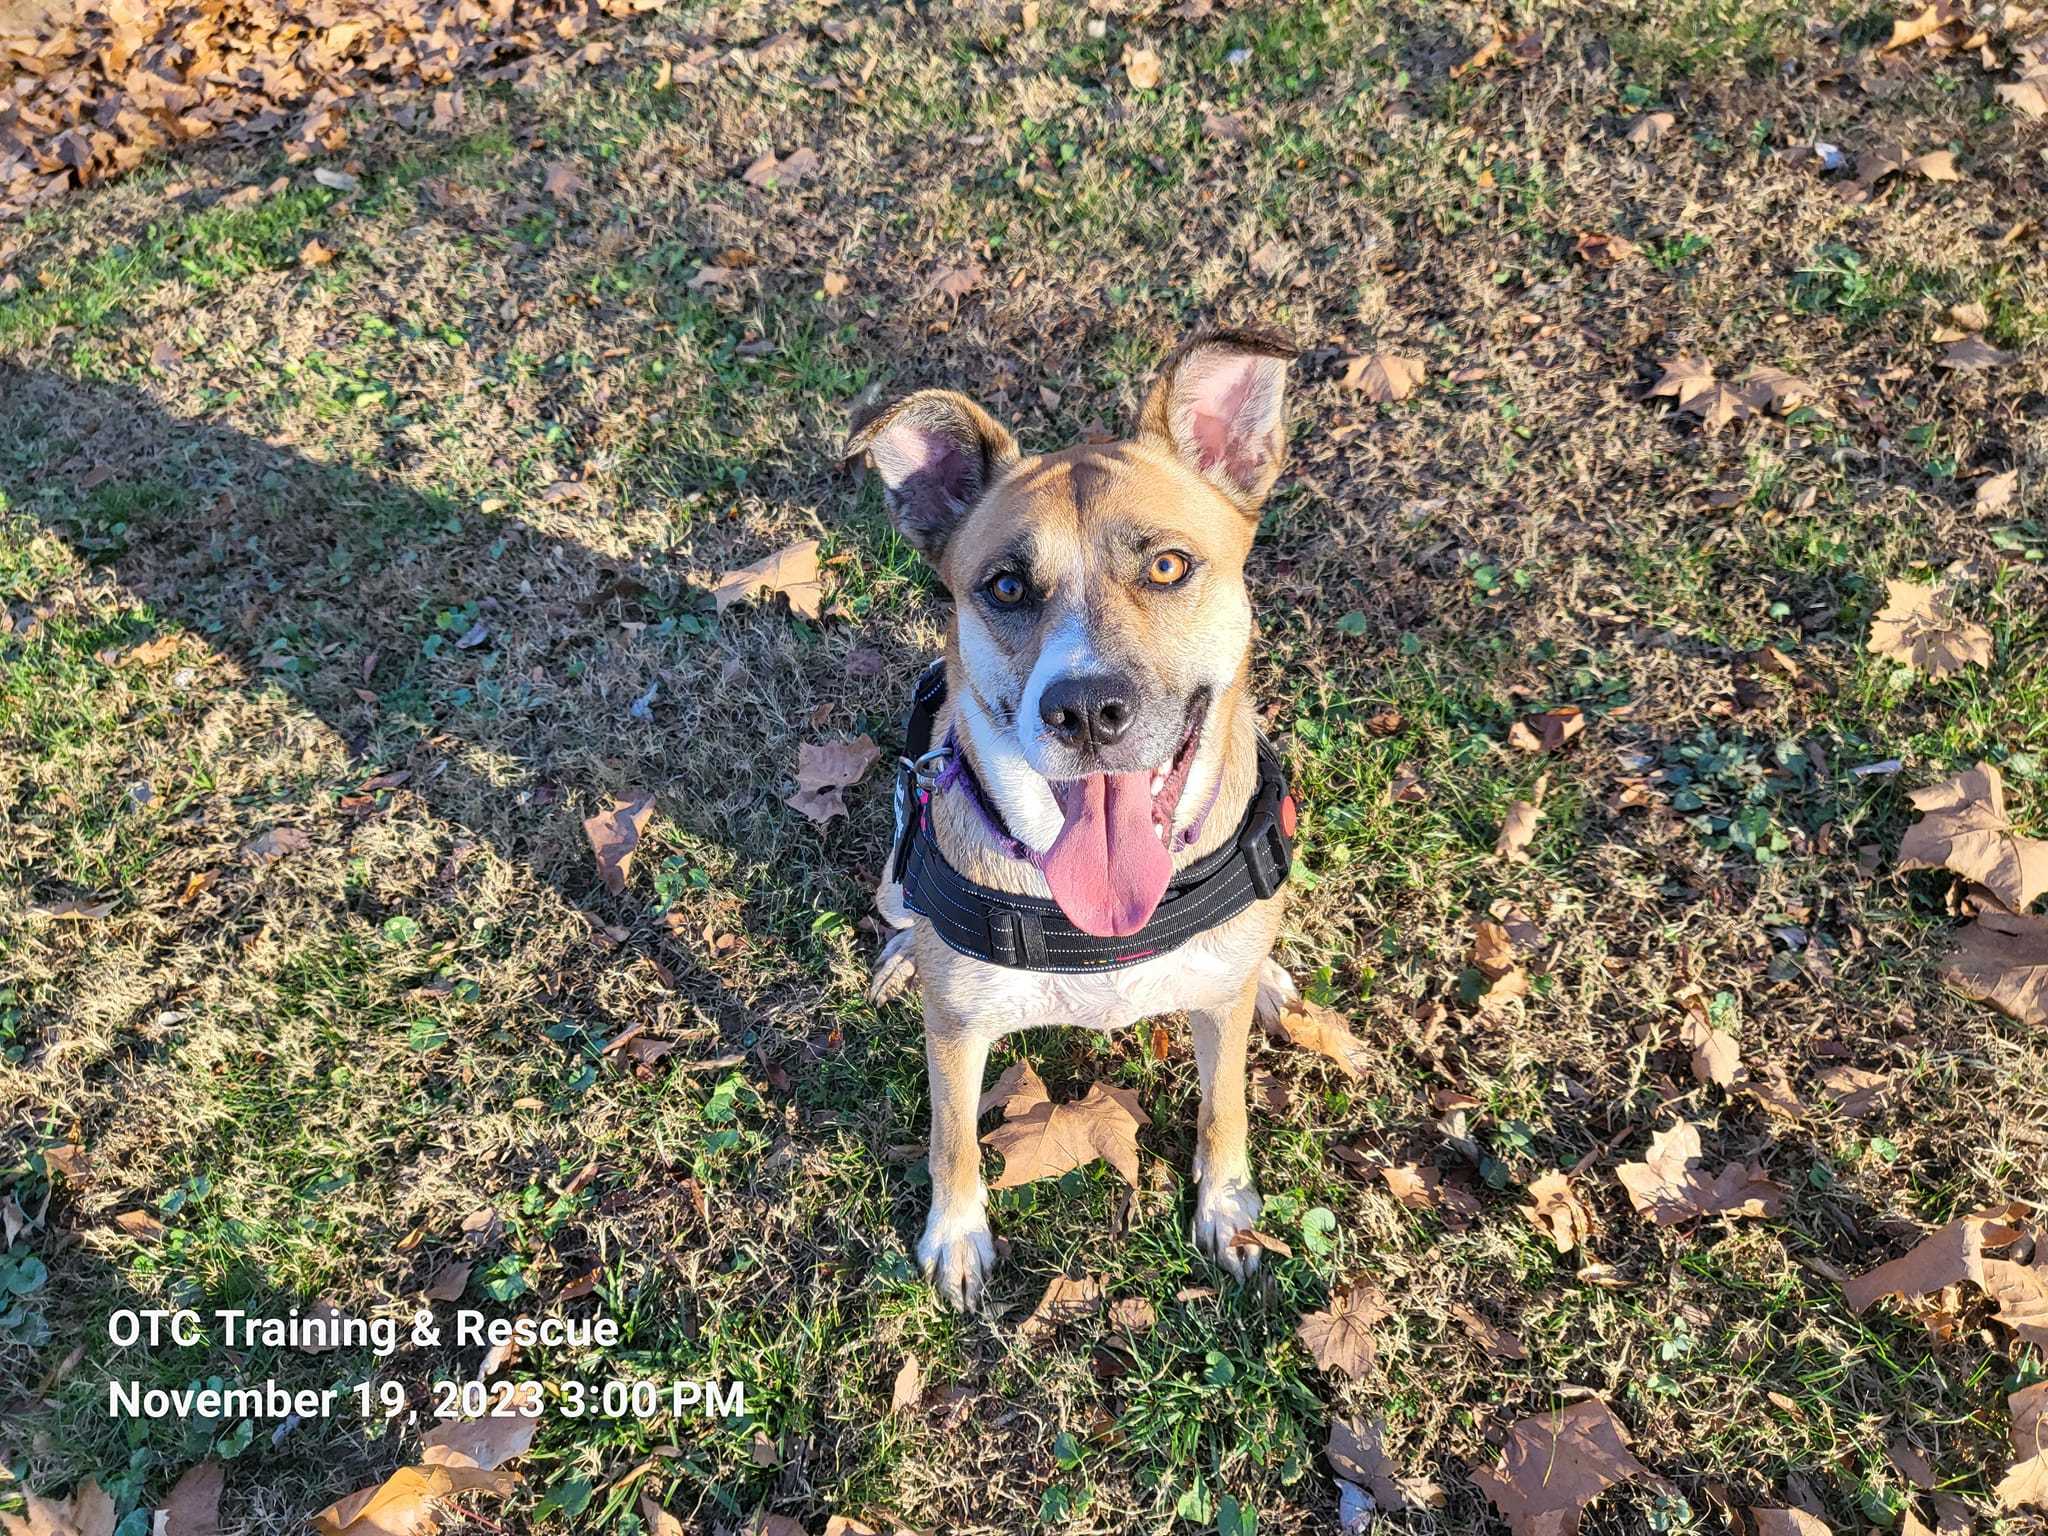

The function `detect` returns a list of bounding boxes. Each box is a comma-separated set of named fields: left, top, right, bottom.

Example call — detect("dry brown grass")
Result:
left=3, top=0, right=2047, bottom=1532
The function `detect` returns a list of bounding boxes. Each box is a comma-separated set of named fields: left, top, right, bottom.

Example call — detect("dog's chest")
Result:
left=930, top=917, right=1267, bottom=1035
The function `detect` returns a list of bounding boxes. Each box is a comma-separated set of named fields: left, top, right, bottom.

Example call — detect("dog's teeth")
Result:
left=1149, top=772, right=1165, bottom=796
left=1156, top=820, right=1169, bottom=845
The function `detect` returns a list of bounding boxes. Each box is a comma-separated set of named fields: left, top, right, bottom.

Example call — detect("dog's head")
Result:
left=847, top=330, right=1291, bottom=937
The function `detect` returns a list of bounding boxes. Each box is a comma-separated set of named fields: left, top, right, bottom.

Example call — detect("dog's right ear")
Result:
left=844, top=390, right=1018, bottom=561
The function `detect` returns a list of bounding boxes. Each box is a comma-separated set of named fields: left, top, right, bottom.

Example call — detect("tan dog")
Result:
left=849, top=331, right=1296, bottom=1309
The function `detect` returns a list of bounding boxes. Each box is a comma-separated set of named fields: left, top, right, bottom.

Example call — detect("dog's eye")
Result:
left=1146, top=551, right=1192, bottom=586
left=986, top=572, right=1027, bottom=606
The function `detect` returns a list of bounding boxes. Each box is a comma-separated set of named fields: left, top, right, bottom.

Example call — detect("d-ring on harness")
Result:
left=887, top=661, right=1296, bottom=974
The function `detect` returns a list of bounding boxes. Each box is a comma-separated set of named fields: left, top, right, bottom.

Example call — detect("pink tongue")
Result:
left=1042, top=772, right=1173, bottom=938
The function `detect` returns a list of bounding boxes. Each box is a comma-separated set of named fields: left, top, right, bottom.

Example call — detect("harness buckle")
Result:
left=910, top=746, right=953, bottom=788
left=1236, top=747, right=1294, bottom=902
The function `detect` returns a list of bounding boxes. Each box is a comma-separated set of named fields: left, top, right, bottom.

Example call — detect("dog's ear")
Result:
left=845, top=390, right=1018, bottom=560
left=1137, top=329, right=1294, bottom=515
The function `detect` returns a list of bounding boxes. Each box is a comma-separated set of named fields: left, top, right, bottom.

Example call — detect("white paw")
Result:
left=1191, top=1176, right=1264, bottom=1281
left=868, top=926, right=918, bottom=1005
left=918, top=1201, right=996, bottom=1310
left=1252, top=957, right=1299, bottom=1030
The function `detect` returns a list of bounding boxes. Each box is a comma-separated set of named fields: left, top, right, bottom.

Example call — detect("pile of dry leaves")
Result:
left=0, top=0, right=664, bottom=221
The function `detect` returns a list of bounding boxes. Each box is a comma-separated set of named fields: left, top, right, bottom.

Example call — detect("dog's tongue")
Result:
left=1042, top=772, right=1173, bottom=938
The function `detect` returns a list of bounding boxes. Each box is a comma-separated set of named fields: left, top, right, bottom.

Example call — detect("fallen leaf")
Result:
left=44, top=1143, right=89, bottom=1178
left=1750, top=1511, right=1833, bottom=1536
left=1624, top=111, right=1675, bottom=144
left=1885, top=0, right=1964, bottom=49
left=424, top=1260, right=471, bottom=1301
left=1447, top=1301, right=1528, bottom=1360
left=1107, top=1297, right=1156, bottom=1330
left=1979, top=1258, right=2048, bottom=1348
left=1941, top=335, right=2017, bottom=369
left=0, top=1482, right=115, bottom=1536
left=541, top=161, right=586, bottom=200
left=1496, top=775, right=1547, bottom=861
left=241, top=827, right=311, bottom=862
left=1522, top=1170, right=1593, bottom=1252
left=1262, top=997, right=1372, bottom=1080
left=1380, top=1164, right=1480, bottom=1230
left=712, top=538, right=824, bottom=620
left=1326, top=1416, right=1444, bottom=1511
left=1388, top=762, right=1427, bottom=804
left=30, top=898, right=115, bottom=920
left=1941, top=910, right=2048, bottom=1028
left=1997, top=1382, right=2048, bottom=1510
left=1615, top=1122, right=1785, bottom=1225
left=1736, top=365, right=1816, bottom=414
left=160, top=1460, right=222, bottom=1536
left=931, top=263, right=984, bottom=302
left=1340, top=353, right=1425, bottom=402
left=1996, top=78, right=2048, bottom=116
left=582, top=790, right=656, bottom=896
left=1868, top=582, right=1995, bottom=678
left=1976, top=470, right=2017, bottom=511
left=1121, top=42, right=1161, bottom=88
left=177, top=870, right=220, bottom=905
left=1842, top=1205, right=2025, bottom=1312
left=1816, top=1064, right=1891, bottom=1119
left=1676, top=999, right=1740, bottom=1089
left=822, top=271, right=850, bottom=296
left=978, top=1059, right=1051, bottom=1118
left=889, top=1353, right=921, bottom=1413
left=311, top=1466, right=519, bottom=1536
left=742, top=147, right=821, bottom=188
left=1907, top=149, right=1962, bottom=180
left=1451, top=23, right=1504, bottom=76
left=1573, top=232, right=1638, bottom=267
left=982, top=1080, right=1150, bottom=1187
left=1296, top=1278, right=1392, bottom=1379
left=1648, top=354, right=1717, bottom=410
left=420, top=1389, right=541, bottom=1470
left=640, top=1495, right=686, bottom=1536
left=1897, top=763, right=2047, bottom=911
left=1020, top=1273, right=1102, bottom=1337
left=299, top=238, right=335, bottom=267
left=1508, top=706, right=1583, bottom=754
left=1472, top=1400, right=1664, bottom=1536
left=115, top=1209, right=166, bottom=1241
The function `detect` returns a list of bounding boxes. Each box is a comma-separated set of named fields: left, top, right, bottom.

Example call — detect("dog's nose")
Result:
left=1039, top=675, right=1134, bottom=752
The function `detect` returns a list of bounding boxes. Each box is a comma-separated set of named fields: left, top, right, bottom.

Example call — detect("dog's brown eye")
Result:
left=1147, top=551, right=1191, bottom=586
left=987, top=572, right=1026, bottom=606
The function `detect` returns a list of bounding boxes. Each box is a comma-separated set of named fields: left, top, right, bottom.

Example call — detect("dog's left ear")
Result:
left=1137, top=329, right=1294, bottom=516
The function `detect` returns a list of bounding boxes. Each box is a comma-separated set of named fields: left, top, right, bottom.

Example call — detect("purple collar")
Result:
left=924, top=730, right=1225, bottom=869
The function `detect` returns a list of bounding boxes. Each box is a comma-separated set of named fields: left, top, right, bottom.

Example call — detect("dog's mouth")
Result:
left=1040, top=692, right=1208, bottom=939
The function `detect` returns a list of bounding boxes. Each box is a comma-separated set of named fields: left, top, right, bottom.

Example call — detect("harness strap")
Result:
left=886, top=661, right=1295, bottom=974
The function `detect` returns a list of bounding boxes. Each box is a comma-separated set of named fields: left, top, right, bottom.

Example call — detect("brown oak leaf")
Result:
left=1897, top=763, right=2047, bottom=911
left=1296, top=1278, right=1391, bottom=1379
left=1868, top=582, right=1994, bottom=678
left=982, top=1080, right=1149, bottom=1188
left=1942, top=910, right=2048, bottom=1028
left=1472, top=1400, right=1666, bottom=1536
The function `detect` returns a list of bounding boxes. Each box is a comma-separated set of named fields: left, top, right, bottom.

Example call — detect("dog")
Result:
left=847, top=330, right=1298, bottom=1309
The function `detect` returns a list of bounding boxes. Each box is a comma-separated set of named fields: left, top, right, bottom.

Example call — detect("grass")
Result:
left=2, top=0, right=2047, bottom=1532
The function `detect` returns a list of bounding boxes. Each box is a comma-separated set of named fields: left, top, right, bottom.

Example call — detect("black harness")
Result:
left=887, top=662, right=1295, bottom=974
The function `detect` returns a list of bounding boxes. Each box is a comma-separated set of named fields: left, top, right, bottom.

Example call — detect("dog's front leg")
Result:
left=918, top=1014, right=995, bottom=1309
left=1188, top=974, right=1263, bottom=1279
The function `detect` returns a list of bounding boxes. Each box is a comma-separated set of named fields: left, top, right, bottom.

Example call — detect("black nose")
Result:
left=1039, top=675, right=1134, bottom=752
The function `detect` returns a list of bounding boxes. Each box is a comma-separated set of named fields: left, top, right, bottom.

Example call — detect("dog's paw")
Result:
left=1252, top=956, right=1301, bottom=1031
left=1191, top=1175, right=1264, bottom=1281
left=918, top=1205, right=996, bottom=1310
left=868, top=925, right=918, bottom=1005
